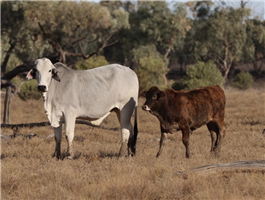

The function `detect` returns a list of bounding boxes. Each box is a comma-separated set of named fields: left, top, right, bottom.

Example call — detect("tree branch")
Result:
left=1, top=79, right=18, bottom=94
left=1, top=39, right=17, bottom=75
left=1, top=63, right=34, bottom=81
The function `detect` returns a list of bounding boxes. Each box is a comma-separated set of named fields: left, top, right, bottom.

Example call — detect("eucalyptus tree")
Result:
left=24, top=1, right=130, bottom=64
left=134, top=1, right=189, bottom=59
left=194, top=7, right=252, bottom=80
left=117, top=1, right=190, bottom=87
left=244, top=18, right=265, bottom=75
left=1, top=1, right=48, bottom=91
left=1, top=1, right=24, bottom=75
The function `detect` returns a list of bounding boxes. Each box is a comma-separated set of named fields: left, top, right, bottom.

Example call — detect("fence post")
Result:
left=3, top=86, right=12, bottom=124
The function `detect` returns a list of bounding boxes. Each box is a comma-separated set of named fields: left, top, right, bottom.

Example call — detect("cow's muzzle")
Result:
left=142, top=105, right=150, bottom=111
left=38, top=85, right=47, bottom=92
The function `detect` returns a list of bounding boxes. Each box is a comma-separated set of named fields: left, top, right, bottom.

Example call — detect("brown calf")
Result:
left=140, top=85, right=226, bottom=158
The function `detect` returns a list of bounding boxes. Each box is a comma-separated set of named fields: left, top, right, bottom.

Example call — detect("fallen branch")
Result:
left=1, top=122, right=51, bottom=129
left=1, top=120, right=119, bottom=131
left=1, top=121, right=119, bottom=141
left=1, top=132, right=38, bottom=140
left=175, top=160, right=265, bottom=179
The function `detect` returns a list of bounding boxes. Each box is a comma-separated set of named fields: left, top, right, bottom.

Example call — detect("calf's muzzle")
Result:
left=142, top=105, right=150, bottom=111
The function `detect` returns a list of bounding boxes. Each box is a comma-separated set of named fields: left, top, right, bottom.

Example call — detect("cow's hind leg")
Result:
left=117, top=101, right=135, bottom=157
left=53, top=125, right=62, bottom=159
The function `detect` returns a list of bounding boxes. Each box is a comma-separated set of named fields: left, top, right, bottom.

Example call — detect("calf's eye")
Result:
left=152, top=95, right=157, bottom=100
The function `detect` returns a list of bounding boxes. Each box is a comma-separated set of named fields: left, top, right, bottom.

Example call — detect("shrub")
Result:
left=75, top=56, right=109, bottom=70
left=133, top=45, right=169, bottom=91
left=19, top=80, right=42, bottom=100
left=232, top=71, right=254, bottom=90
left=172, top=61, right=224, bottom=90
left=135, top=56, right=168, bottom=91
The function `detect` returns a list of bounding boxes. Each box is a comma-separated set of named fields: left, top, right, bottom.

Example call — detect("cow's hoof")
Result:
left=52, top=153, right=61, bottom=160
left=65, top=156, right=73, bottom=160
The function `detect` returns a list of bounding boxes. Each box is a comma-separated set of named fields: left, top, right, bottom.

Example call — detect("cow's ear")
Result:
left=140, top=91, right=147, bottom=97
left=26, top=69, right=35, bottom=80
left=52, top=68, right=60, bottom=82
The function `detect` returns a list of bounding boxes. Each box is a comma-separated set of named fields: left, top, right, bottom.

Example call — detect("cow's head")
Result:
left=26, top=58, right=60, bottom=92
left=140, top=86, right=165, bottom=112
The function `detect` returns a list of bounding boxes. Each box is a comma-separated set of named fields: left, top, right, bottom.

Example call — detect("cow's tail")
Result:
left=133, top=106, right=138, bottom=155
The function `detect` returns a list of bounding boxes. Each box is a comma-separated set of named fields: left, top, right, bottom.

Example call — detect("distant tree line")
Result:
left=1, top=1, right=265, bottom=92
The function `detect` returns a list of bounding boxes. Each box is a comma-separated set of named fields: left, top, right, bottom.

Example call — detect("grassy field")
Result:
left=1, top=87, right=265, bottom=200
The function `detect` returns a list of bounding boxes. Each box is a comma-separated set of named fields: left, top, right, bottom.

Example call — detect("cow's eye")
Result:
left=152, top=95, right=157, bottom=100
left=49, top=70, right=52, bottom=72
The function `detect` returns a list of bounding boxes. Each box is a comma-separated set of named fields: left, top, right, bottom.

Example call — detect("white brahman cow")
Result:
left=26, top=58, right=138, bottom=159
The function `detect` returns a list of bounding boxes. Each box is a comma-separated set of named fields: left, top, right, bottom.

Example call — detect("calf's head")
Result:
left=26, top=58, right=60, bottom=92
left=140, top=86, right=165, bottom=112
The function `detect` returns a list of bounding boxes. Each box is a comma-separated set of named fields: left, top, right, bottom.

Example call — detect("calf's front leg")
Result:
left=156, top=125, right=168, bottom=157
left=181, top=126, right=191, bottom=158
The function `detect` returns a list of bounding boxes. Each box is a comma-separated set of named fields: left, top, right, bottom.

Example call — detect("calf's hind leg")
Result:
left=207, top=122, right=218, bottom=152
left=181, top=126, right=191, bottom=158
left=207, top=121, right=226, bottom=153
left=215, top=121, right=226, bottom=151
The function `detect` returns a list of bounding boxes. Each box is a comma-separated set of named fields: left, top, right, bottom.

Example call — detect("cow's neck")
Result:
left=42, top=92, right=47, bottom=112
left=42, top=84, right=56, bottom=122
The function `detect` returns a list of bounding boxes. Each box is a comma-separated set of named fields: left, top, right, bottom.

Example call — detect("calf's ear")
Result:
left=139, top=91, right=147, bottom=97
left=52, top=68, right=60, bottom=82
left=157, top=90, right=165, bottom=100
left=26, top=69, right=35, bottom=80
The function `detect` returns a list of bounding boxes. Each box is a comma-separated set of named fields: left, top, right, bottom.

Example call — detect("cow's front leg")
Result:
left=182, top=126, right=190, bottom=158
left=65, top=116, right=76, bottom=159
left=53, top=125, right=62, bottom=159
left=156, top=125, right=168, bottom=157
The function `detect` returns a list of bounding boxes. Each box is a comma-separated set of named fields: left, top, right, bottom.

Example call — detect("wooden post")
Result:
left=3, top=86, right=11, bottom=124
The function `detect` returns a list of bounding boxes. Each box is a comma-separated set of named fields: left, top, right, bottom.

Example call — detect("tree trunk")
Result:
left=162, top=73, right=168, bottom=87
left=224, top=62, right=232, bottom=81
left=3, top=86, right=12, bottom=124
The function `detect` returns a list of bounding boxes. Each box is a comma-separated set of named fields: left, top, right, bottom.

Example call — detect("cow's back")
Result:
left=177, top=85, right=225, bottom=129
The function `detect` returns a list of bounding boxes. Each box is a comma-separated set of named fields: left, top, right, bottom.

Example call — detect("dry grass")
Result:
left=1, top=87, right=265, bottom=200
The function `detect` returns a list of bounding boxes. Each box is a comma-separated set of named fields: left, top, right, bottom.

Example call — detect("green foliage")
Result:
left=19, top=80, right=42, bottom=101
left=133, top=45, right=168, bottom=91
left=1, top=1, right=265, bottom=88
left=232, top=71, right=254, bottom=90
left=132, top=45, right=163, bottom=63
left=173, top=61, right=224, bottom=90
left=75, top=56, right=109, bottom=70
left=136, top=56, right=168, bottom=91
left=193, top=7, right=252, bottom=80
